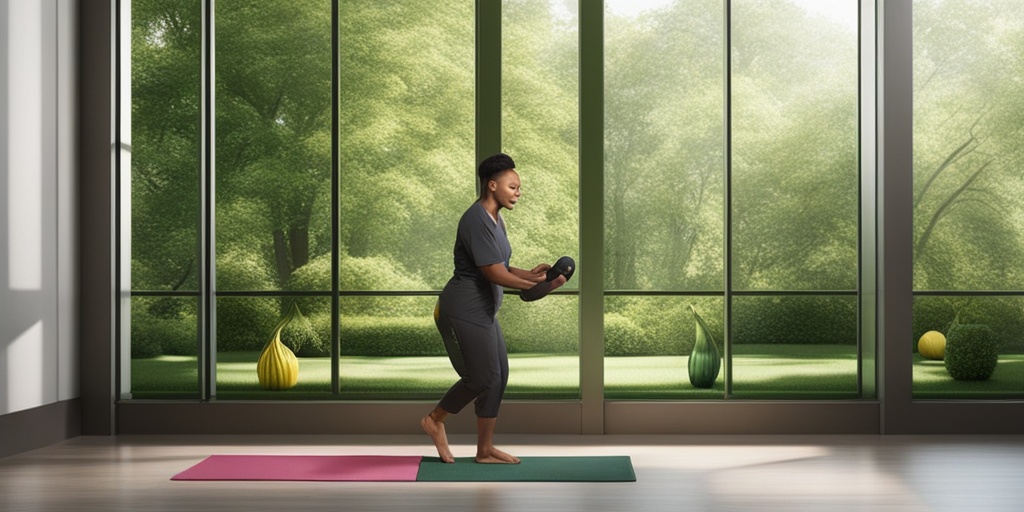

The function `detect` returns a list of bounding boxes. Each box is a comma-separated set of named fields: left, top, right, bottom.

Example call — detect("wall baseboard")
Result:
left=0, top=399, right=81, bottom=459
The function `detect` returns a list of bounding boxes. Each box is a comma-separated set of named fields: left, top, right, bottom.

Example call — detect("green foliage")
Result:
left=337, top=0, right=476, bottom=288
left=732, top=297, right=857, bottom=345
left=129, top=0, right=1024, bottom=375
left=298, top=313, right=332, bottom=357
left=604, top=313, right=648, bottom=356
left=131, top=314, right=196, bottom=358
left=130, top=297, right=197, bottom=358
left=216, top=297, right=279, bottom=352
left=604, top=0, right=725, bottom=290
left=945, top=324, right=998, bottom=381
left=911, top=297, right=958, bottom=351
left=730, top=1, right=859, bottom=291
left=913, top=297, right=1024, bottom=353
left=130, top=0, right=202, bottom=292
left=340, top=316, right=443, bottom=357
left=499, top=297, right=578, bottom=353
left=913, top=0, right=1024, bottom=290
left=278, top=302, right=326, bottom=356
left=216, top=246, right=277, bottom=291
left=604, top=297, right=722, bottom=356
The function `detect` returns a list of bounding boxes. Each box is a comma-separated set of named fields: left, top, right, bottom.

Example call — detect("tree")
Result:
left=913, top=0, right=1024, bottom=292
left=131, top=0, right=202, bottom=292
left=604, top=0, right=724, bottom=291
left=214, top=0, right=332, bottom=290
left=730, top=0, right=859, bottom=291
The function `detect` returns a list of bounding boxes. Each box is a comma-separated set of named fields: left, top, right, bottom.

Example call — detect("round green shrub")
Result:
left=944, top=324, right=998, bottom=381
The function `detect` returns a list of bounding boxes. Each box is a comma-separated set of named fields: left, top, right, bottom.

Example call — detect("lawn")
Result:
left=130, top=344, right=874, bottom=400
left=912, top=354, right=1024, bottom=399
left=128, top=346, right=1024, bottom=400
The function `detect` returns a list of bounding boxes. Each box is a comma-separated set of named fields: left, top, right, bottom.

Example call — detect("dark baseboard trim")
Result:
left=0, top=399, right=82, bottom=458
left=117, top=399, right=885, bottom=435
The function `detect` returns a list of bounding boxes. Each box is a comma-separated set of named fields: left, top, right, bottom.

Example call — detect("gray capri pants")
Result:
left=434, top=307, right=509, bottom=419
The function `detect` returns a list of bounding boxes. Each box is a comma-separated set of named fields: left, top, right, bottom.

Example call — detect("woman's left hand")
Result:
left=529, top=264, right=551, bottom=282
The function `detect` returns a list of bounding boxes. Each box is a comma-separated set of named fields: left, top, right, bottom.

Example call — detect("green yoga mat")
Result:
left=415, top=456, right=636, bottom=482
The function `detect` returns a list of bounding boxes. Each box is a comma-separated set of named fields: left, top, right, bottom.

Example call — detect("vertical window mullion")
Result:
left=579, top=0, right=604, bottom=433
left=331, top=0, right=340, bottom=395
left=723, top=0, right=733, bottom=398
left=199, top=0, right=217, bottom=401
left=476, top=0, right=502, bottom=163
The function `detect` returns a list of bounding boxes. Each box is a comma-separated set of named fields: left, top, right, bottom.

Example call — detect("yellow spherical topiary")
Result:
left=918, top=330, right=946, bottom=360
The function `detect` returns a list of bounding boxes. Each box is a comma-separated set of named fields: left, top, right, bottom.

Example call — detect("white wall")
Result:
left=0, top=0, right=78, bottom=416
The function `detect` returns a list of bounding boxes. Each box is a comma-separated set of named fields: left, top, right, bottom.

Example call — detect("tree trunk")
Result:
left=289, top=227, right=309, bottom=270
left=273, top=228, right=290, bottom=288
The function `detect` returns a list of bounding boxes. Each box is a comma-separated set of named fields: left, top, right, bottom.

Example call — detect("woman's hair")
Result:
left=477, top=153, right=516, bottom=193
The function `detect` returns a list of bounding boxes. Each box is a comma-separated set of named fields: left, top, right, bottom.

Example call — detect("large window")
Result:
left=127, top=0, right=202, bottom=397
left=334, top=0, right=476, bottom=398
left=912, top=0, right=1024, bottom=398
left=603, top=0, right=725, bottom=398
left=213, top=0, right=333, bottom=398
left=123, top=1, right=874, bottom=402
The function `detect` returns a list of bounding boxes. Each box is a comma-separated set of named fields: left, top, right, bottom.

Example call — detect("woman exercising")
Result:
left=421, top=153, right=568, bottom=464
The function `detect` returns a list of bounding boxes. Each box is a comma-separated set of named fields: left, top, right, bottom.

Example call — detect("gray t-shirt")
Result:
left=439, top=201, right=512, bottom=326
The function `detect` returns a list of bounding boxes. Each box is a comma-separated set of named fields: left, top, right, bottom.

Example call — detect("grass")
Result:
left=606, top=344, right=860, bottom=399
left=131, top=352, right=581, bottom=400
left=912, top=353, right=1024, bottom=399
left=130, top=344, right=865, bottom=400
left=129, top=345, right=1024, bottom=400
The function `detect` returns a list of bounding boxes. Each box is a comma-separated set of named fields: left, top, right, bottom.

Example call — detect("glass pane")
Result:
left=913, top=1, right=1024, bottom=291
left=338, top=0, right=476, bottom=291
left=129, top=296, right=199, bottom=398
left=131, top=0, right=201, bottom=291
left=216, top=296, right=332, bottom=398
left=337, top=296, right=578, bottom=398
left=731, top=0, right=859, bottom=291
left=500, top=295, right=579, bottom=398
left=912, top=0, right=1024, bottom=399
left=731, top=295, right=859, bottom=398
left=501, top=0, right=579, bottom=286
left=605, top=296, right=725, bottom=399
left=215, top=0, right=332, bottom=292
left=604, top=0, right=724, bottom=291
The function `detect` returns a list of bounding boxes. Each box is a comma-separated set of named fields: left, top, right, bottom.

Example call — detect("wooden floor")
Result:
left=2, top=434, right=1024, bottom=511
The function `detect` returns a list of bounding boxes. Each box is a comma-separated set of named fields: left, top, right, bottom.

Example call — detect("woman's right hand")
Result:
left=548, top=274, right=568, bottom=291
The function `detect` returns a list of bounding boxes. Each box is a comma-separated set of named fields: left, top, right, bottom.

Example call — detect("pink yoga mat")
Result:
left=171, top=455, right=423, bottom=481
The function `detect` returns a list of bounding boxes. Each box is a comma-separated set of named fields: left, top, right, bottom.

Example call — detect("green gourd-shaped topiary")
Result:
left=944, top=322, right=998, bottom=381
left=688, top=305, right=721, bottom=388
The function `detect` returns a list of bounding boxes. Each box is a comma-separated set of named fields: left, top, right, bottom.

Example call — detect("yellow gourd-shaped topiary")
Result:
left=257, top=302, right=301, bottom=390
left=918, top=330, right=946, bottom=360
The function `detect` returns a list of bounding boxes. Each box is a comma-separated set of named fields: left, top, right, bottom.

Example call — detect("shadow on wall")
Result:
left=0, top=0, right=59, bottom=416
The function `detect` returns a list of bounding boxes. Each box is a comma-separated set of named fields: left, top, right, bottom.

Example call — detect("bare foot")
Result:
left=420, top=414, right=455, bottom=463
left=475, top=447, right=520, bottom=464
